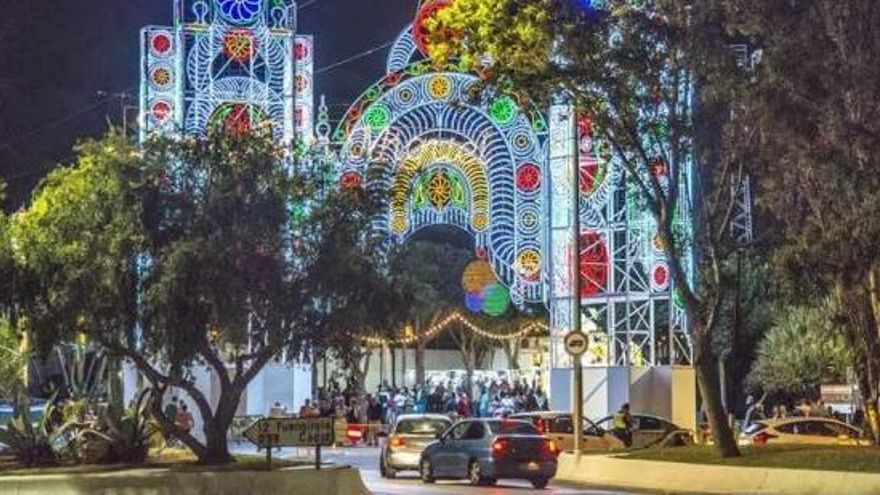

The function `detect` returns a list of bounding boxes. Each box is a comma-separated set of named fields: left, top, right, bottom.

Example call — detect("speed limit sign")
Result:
left=564, top=331, right=589, bottom=357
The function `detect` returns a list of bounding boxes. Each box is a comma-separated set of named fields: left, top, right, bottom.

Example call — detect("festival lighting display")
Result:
left=140, top=0, right=313, bottom=144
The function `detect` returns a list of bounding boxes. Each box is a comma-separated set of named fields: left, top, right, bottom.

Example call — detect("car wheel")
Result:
left=468, top=460, right=486, bottom=486
left=381, top=456, right=396, bottom=479
left=531, top=477, right=550, bottom=489
left=419, top=457, right=435, bottom=484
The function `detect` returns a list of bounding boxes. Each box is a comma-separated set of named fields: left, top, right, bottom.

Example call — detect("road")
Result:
left=319, top=446, right=638, bottom=495
left=233, top=444, right=637, bottom=494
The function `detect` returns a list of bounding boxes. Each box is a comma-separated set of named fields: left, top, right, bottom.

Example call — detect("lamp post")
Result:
left=570, top=109, right=584, bottom=454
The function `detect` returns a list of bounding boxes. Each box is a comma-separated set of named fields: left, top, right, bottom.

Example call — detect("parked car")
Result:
left=419, top=419, right=559, bottom=488
left=379, top=414, right=452, bottom=478
left=742, top=418, right=869, bottom=446
left=509, top=411, right=624, bottom=452
left=594, top=413, right=692, bottom=448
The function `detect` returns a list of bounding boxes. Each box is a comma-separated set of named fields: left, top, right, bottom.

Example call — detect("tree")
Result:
left=390, top=238, right=473, bottom=387
left=431, top=0, right=749, bottom=456
left=748, top=302, right=850, bottom=397
left=724, top=0, right=880, bottom=443
left=11, top=130, right=403, bottom=463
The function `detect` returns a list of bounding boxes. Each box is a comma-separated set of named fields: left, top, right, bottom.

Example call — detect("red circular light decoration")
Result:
left=516, top=163, right=541, bottom=192
left=151, top=33, right=172, bottom=55
left=340, top=171, right=363, bottom=190
left=384, top=71, right=403, bottom=86
left=294, top=40, right=310, bottom=61
left=413, top=0, right=452, bottom=56
left=651, top=262, right=670, bottom=291
left=579, top=231, right=609, bottom=297
left=224, top=29, right=257, bottom=63
left=151, top=101, right=172, bottom=122
left=577, top=113, right=600, bottom=196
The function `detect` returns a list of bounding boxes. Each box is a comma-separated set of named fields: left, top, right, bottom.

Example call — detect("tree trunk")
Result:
left=415, top=338, right=426, bottom=388
left=694, top=327, right=739, bottom=458
left=202, top=419, right=233, bottom=464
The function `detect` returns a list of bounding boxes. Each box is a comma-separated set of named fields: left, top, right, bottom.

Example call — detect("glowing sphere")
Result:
left=482, top=284, right=510, bottom=317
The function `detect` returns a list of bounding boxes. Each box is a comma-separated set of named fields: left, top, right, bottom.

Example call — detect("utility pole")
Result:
left=97, top=90, right=136, bottom=137
left=570, top=110, right=584, bottom=454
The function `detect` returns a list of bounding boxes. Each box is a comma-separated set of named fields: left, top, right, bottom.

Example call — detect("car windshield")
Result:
left=487, top=420, right=540, bottom=435
left=396, top=419, right=450, bottom=435
left=743, top=422, right=767, bottom=435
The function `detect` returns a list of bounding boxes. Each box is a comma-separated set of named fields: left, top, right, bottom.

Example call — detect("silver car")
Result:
left=380, top=414, right=452, bottom=478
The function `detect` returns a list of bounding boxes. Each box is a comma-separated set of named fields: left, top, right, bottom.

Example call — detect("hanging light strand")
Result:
left=359, top=311, right=550, bottom=346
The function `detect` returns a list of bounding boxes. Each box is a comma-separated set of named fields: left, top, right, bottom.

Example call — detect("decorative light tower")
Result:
left=140, top=0, right=314, bottom=147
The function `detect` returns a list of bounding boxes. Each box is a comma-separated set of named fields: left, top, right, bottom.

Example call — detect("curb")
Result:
left=556, top=453, right=880, bottom=495
left=0, top=465, right=370, bottom=495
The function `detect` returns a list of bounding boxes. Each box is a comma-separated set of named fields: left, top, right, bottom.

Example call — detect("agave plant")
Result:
left=0, top=395, right=75, bottom=467
left=79, top=388, right=156, bottom=464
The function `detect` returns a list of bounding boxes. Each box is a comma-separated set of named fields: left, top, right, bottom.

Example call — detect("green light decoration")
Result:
left=489, top=96, right=517, bottom=126
left=482, top=283, right=510, bottom=316
left=364, top=104, right=391, bottom=132
left=673, top=287, right=684, bottom=309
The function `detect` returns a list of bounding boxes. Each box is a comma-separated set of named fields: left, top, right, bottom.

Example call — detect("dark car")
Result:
left=419, top=419, right=559, bottom=489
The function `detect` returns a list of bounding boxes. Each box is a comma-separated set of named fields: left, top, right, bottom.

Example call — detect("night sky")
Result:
left=0, top=0, right=420, bottom=209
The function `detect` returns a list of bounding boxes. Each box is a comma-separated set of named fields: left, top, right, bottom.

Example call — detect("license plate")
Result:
left=526, top=461, right=540, bottom=471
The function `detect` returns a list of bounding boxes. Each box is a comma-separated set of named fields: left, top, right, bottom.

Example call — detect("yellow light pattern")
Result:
left=361, top=310, right=551, bottom=346
left=390, top=140, right=489, bottom=234
left=428, top=75, right=453, bottom=99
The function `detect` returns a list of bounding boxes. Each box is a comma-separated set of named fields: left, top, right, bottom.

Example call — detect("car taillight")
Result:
left=753, top=432, right=776, bottom=445
left=390, top=435, right=406, bottom=448
left=545, top=439, right=560, bottom=458
left=536, top=418, right=547, bottom=434
left=492, top=438, right=509, bottom=457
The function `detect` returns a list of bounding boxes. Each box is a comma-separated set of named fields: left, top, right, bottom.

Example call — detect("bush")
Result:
left=0, top=398, right=73, bottom=467
left=78, top=389, right=156, bottom=464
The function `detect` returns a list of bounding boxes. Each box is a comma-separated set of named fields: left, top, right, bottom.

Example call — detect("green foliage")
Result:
left=0, top=396, right=73, bottom=467
left=10, top=131, right=142, bottom=357
left=11, top=128, right=409, bottom=462
left=78, top=389, right=156, bottom=464
left=748, top=301, right=850, bottom=396
left=0, top=318, right=27, bottom=399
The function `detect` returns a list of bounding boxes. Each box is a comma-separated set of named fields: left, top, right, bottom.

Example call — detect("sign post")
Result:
left=243, top=417, right=335, bottom=470
left=565, top=330, right=588, bottom=453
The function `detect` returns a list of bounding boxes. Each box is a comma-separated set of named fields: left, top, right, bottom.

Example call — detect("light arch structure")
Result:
left=335, top=60, right=550, bottom=306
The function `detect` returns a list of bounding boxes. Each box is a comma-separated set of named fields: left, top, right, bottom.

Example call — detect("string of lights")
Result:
left=360, top=311, right=550, bottom=347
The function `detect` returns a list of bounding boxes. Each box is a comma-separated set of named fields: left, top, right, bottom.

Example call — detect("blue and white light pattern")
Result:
left=336, top=55, right=549, bottom=306
left=140, top=0, right=311, bottom=144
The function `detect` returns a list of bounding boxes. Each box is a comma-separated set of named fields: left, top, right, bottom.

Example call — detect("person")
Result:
left=366, top=395, right=383, bottom=446
left=164, top=396, right=179, bottom=423
left=612, top=403, right=634, bottom=447
left=298, top=399, right=318, bottom=418
left=175, top=403, right=194, bottom=435
left=796, top=398, right=812, bottom=417
left=456, top=392, right=471, bottom=418
left=269, top=401, right=286, bottom=418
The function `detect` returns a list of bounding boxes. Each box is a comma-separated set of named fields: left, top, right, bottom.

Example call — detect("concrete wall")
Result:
left=244, top=363, right=312, bottom=416
left=550, top=366, right=695, bottom=423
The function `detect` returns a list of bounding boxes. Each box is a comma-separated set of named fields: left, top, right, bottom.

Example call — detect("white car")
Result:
left=742, top=418, right=870, bottom=446
left=379, top=414, right=452, bottom=478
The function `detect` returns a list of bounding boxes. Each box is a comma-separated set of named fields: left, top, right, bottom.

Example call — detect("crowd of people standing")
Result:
left=306, top=376, right=550, bottom=429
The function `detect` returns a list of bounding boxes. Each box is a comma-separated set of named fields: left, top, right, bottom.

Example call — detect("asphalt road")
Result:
left=319, top=446, right=638, bottom=495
